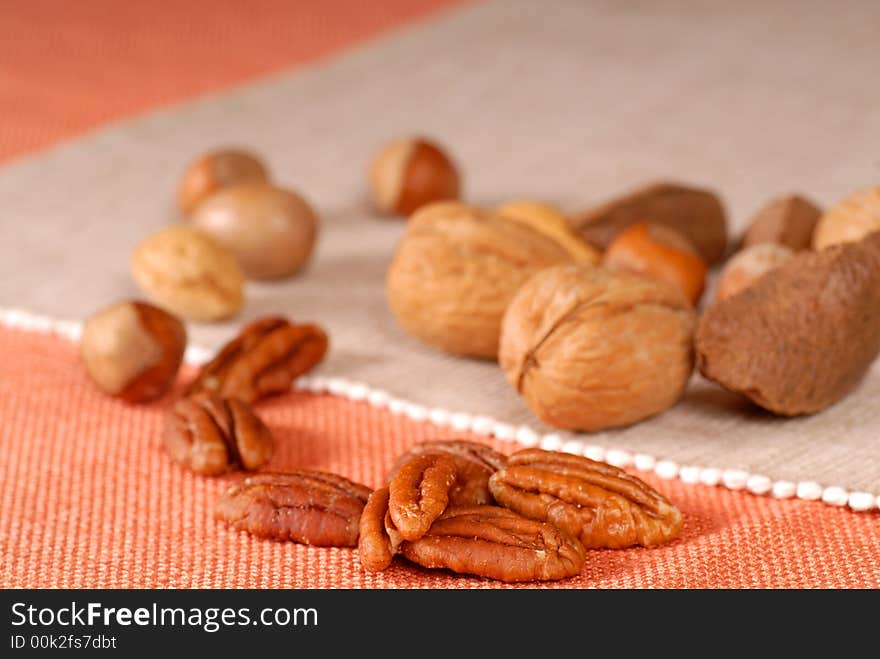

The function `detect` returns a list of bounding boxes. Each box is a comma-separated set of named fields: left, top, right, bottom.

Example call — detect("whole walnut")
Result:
left=499, top=263, right=696, bottom=431
left=386, top=202, right=598, bottom=359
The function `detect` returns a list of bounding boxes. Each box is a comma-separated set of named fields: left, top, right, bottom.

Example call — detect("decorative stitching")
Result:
left=1, top=305, right=876, bottom=513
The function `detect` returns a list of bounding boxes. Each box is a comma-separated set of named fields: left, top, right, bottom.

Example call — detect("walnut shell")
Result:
left=499, top=263, right=696, bottom=431
left=386, top=202, right=597, bottom=358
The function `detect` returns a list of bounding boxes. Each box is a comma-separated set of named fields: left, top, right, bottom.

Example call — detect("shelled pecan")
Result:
left=163, top=391, right=273, bottom=476
left=216, top=471, right=372, bottom=546
left=489, top=449, right=682, bottom=548
left=399, top=506, right=585, bottom=582
left=188, top=316, right=328, bottom=403
left=358, top=486, right=404, bottom=572
left=388, top=440, right=508, bottom=506
left=388, top=454, right=458, bottom=541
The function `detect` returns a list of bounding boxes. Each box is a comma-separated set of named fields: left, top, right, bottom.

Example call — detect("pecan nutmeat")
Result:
left=188, top=316, right=328, bottom=404
left=388, top=440, right=508, bottom=506
left=216, top=471, right=372, bottom=546
left=399, top=505, right=585, bottom=582
left=489, top=449, right=682, bottom=549
left=388, top=454, right=458, bottom=541
left=164, top=392, right=273, bottom=476
left=358, top=486, right=406, bottom=572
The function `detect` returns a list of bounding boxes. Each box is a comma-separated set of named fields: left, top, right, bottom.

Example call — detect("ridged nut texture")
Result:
left=130, top=225, right=244, bottom=321
left=188, top=316, right=328, bottom=404
left=499, top=263, right=695, bottom=431
left=386, top=202, right=597, bottom=358
left=489, top=449, right=683, bottom=549
left=216, top=471, right=372, bottom=546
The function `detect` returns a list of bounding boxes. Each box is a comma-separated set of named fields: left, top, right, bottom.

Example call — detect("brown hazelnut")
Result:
left=499, top=263, right=695, bottom=431
left=188, top=182, right=319, bottom=280
left=131, top=226, right=244, bottom=322
left=177, top=148, right=269, bottom=215
left=741, top=194, right=821, bottom=251
left=602, top=222, right=707, bottom=306
left=386, top=202, right=598, bottom=359
left=368, top=137, right=460, bottom=216
left=813, top=187, right=880, bottom=250
left=571, top=181, right=728, bottom=265
left=714, top=243, right=793, bottom=302
left=80, top=300, right=186, bottom=403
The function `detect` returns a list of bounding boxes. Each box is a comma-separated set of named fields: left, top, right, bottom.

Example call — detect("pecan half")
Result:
left=489, top=449, right=682, bottom=548
left=188, top=316, right=328, bottom=403
left=358, top=486, right=406, bottom=572
left=388, top=454, right=458, bottom=541
left=216, top=471, right=372, bottom=546
left=164, top=392, right=273, bottom=475
left=400, top=506, right=585, bottom=582
left=389, top=440, right=508, bottom=506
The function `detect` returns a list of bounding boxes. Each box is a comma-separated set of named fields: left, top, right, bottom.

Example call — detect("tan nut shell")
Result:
left=131, top=226, right=244, bottom=321
left=386, top=202, right=592, bottom=358
left=813, top=187, right=880, bottom=250
left=499, top=263, right=695, bottom=431
left=189, top=182, right=318, bottom=280
left=495, top=201, right=600, bottom=264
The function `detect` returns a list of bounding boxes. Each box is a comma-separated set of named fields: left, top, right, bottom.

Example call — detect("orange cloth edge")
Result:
left=1, top=326, right=878, bottom=589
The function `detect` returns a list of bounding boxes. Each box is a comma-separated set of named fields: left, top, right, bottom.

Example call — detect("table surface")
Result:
left=1, top=0, right=878, bottom=589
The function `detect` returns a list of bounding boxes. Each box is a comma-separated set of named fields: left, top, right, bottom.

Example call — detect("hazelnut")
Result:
left=188, top=182, right=319, bottom=279
left=602, top=222, right=707, bottom=305
left=368, top=137, right=460, bottom=216
left=131, top=226, right=244, bottom=321
left=571, top=181, right=728, bottom=265
left=714, top=243, right=793, bottom=302
left=80, top=300, right=186, bottom=403
left=386, top=202, right=598, bottom=358
left=742, top=194, right=821, bottom=251
left=499, top=263, right=695, bottom=431
left=177, top=148, right=269, bottom=215
left=813, top=187, right=880, bottom=250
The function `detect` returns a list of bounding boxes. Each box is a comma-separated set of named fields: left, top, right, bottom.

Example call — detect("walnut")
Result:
left=386, top=201, right=599, bottom=359
left=499, top=263, right=695, bottom=431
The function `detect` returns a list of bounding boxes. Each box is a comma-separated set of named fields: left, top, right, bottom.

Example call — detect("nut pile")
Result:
left=76, top=136, right=880, bottom=585
left=385, top=164, right=880, bottom=427
left=212, top=440, right=682, bottom=583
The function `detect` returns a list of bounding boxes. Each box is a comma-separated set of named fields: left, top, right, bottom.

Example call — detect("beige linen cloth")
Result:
left=1, top=0, right=878, bottom=494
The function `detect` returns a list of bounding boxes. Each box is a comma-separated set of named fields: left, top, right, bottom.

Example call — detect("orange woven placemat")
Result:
left=1, top=326, right=878, bottom=589
left=1, top=0, right=878, bottom=589
left=0, top=0, right=467, bottom=163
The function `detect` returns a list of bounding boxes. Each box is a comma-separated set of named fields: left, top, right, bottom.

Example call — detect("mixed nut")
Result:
left=76, top=138, right=880, bottom=584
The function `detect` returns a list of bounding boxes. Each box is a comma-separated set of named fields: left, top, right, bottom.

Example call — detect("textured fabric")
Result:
left=2, top=0, right=879, bottom=590
left=2, top=0, right=880, bottom=494
left=0, top=0, right=468, bottom=164
left=1, top=327, right=878, bottom=589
